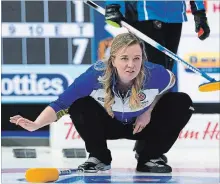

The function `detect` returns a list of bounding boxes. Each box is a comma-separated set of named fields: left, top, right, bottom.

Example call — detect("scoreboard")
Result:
left=1, top=1, right=110, bottom=104
left=2, top=1, right=94, bottom=65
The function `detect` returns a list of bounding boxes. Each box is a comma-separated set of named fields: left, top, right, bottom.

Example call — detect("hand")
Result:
left=133, top=111, right=151, bottom=134
left=193, top=10, right=210, bottom=40
left=105, top=4, right=124, bottom=28
left=10, top=115, right=40, bottom=132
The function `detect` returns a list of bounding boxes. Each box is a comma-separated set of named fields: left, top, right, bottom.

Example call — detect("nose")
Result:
left=127, top=59, right=135, bottom=68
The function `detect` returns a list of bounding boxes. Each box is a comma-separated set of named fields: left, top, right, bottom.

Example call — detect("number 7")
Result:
left=72, top=39, right=89, bottom=64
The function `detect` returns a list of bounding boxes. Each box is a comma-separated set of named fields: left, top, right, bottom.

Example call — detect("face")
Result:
left=112, top=44, right=143, bottom=85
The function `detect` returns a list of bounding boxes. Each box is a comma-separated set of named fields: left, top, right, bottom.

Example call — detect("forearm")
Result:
left=34, top=106, right=57, bottom=128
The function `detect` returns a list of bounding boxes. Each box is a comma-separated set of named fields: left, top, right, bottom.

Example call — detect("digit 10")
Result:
left=29, top=25, right=44, bottom=36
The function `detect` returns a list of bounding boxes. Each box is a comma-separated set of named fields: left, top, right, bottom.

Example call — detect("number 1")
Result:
left=72, top=1, right=84, bottom=22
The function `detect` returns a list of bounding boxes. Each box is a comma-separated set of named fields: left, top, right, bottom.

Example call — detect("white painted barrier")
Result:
left=50, top=114, right=219, bottom=150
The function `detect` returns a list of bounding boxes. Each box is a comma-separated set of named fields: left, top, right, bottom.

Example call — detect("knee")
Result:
left=70, top=96, right=96, bottom=111
left=68, top=97, right=92, bottom=124
left=175, top=93, right=194, bottom=126
left=172, top=93, right=194, bottom=118
left=177, top=92, right=193, bottom=108
left=165, top=92, right=192, bottom=105
left=163, top=92, right=193, bottom=113
left=69, top=97, right=87, bottom=115
left=68, top=96, right=98, bottom=125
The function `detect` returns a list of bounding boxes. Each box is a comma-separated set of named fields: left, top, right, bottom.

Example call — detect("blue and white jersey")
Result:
left=106, top=1, right=206, bottom=23
left=49, top=61, right=174, bottom=123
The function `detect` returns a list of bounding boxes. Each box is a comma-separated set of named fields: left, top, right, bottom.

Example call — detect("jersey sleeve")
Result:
left=147, top=64, right=176, bottom=95
left=190, top=1, right=206, bottom=14
left=49, top=66, right=100, bottom=119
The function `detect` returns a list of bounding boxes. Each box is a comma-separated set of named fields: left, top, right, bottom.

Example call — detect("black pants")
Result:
left=133, top=20, right=182, bottom=70
left=69, top=92, right=193, bottom=165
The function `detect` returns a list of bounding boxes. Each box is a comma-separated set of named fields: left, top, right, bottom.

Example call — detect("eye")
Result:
left=134, top=57, right=140, bottom=61
left=121, top=57, right=128, bottom=61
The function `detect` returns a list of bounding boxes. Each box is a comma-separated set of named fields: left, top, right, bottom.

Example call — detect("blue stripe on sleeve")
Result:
left=194, top=1, right=205, bottom=11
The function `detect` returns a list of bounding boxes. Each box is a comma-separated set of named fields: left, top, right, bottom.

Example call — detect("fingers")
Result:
left=10, top=117, right=26, bottom=126
left=133, top=124, right=145, bottom=135
left=10, top=115, right=31, bottom=125
left=9, top=115, right=36, bottom=132
left=9, top=115, right=23, bottom=124
left=10, top=117, right=35, bottom=131
left=10, top=115, right=22, bottom=121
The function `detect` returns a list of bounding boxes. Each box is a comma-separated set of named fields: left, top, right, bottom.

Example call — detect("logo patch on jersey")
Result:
left=94, top=61, right=106, bottom=71
left=97, top=97, right=105, bottom=102
left=138, top=92, right=146, bottom=101
left=141, top=101, right=148, bottom=107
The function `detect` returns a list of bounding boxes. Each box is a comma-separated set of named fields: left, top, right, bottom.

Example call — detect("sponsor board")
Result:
left=183, top=52, right=220, bottom=73
left=174, top=114, right=219, bottom=148
left=50, top=114, right=219, bottom=149
left=1, top=65, right=91, bottom=103
left=177, top=36, right=220, bottom=103
left=50, top=114, right=84, bottom=149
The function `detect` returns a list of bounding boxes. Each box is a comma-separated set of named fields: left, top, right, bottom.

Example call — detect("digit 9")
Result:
left=8, top=24, right=16, bottom=35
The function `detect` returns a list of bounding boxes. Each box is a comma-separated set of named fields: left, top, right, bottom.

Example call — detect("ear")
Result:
left=111, top=58, right=116, bottom=67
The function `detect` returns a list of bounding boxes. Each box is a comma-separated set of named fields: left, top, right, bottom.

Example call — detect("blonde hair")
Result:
left=100, top=33, right=148, bottom=117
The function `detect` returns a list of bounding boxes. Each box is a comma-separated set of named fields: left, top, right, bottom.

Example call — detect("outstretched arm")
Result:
left=10, top=65, right=99, bottom=132
left=10, top=106, right=57, bottom=132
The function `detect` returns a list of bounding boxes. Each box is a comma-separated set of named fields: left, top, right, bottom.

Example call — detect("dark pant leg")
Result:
left=134, top=92, right=193, bottom=163
left=164, top=23, right=183, bottom=70
left=68, top=96, right=127, bottom=165
left=133, top=20, right=167, bottom=67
